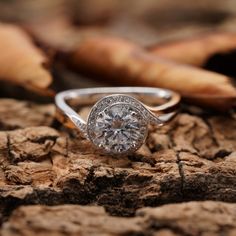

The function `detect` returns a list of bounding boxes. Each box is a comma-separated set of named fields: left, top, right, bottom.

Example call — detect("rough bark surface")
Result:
left=0, top=99, right=235, bottom=235
left=2, top=201, right=236, bottom=236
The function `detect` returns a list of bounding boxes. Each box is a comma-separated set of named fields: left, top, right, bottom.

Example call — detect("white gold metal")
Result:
left=55, top=87, right=180, bottom=155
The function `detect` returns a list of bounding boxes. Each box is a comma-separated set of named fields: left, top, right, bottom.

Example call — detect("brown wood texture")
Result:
left=0, top=99, right=235, bottom=235
left=2, top=201, right=236, bottom=236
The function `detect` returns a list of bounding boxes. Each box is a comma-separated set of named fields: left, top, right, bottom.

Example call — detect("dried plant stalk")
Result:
left=149, top=32, right=236, bottom=66
left=69, top=37, right=236, bottom=110
left=0, top=23, right=53, bottom=95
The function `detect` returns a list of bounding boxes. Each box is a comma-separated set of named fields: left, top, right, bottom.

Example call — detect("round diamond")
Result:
left=87, top=101, right=148, bottom=154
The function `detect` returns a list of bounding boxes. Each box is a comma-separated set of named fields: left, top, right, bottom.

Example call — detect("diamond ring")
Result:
left=55, top=87, right=180, bottom=155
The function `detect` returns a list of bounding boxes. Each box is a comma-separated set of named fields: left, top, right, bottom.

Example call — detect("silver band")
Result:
left=55, top=87, right=180, bottom=155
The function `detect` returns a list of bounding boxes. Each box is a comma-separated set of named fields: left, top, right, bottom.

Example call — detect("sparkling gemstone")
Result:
left=88, top=103, right=147, bottom=154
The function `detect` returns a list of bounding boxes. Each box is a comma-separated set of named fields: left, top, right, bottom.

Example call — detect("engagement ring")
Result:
left=55, top=87, right=180, bottom=155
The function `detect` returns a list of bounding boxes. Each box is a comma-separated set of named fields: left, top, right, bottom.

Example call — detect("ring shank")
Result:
left=55, top=87, right=181, bottom=130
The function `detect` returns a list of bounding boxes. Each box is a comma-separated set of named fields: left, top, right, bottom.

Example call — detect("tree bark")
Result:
left=2, top=201, right=236, bottom=236
left=0, top=98, right=235, bottom=235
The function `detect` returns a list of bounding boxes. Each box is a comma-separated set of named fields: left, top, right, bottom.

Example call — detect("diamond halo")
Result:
left=87, top=95, right=148, bottom=155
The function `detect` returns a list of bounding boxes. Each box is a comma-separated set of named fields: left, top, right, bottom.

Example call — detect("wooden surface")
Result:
left=2, top=202, right=236, bottom=236
left=0, top=99, right=235, bottom=235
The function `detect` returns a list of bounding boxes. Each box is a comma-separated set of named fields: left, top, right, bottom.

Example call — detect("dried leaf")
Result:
left=149, top=32, right=236, bottom=67
left=0, top=23, right=53, bottom=95
left=26, top=20, right=236, bottom=110
left=26, top=18, right=105, bottom=52
left=69, top=36, right=236, bottom=110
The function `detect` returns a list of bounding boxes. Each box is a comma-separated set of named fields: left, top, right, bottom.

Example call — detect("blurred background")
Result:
left=0, top=0, right=236, bottom=103
left=0, top=0, right=236, bottom=45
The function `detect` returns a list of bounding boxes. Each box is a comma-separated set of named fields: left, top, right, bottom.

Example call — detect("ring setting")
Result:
left=55, top=87, right=180, bottom=155
left=87, top=95, right=149, bottom=154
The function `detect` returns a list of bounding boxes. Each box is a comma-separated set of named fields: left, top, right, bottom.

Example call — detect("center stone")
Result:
left=89, top=104, right=147, bottom=154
